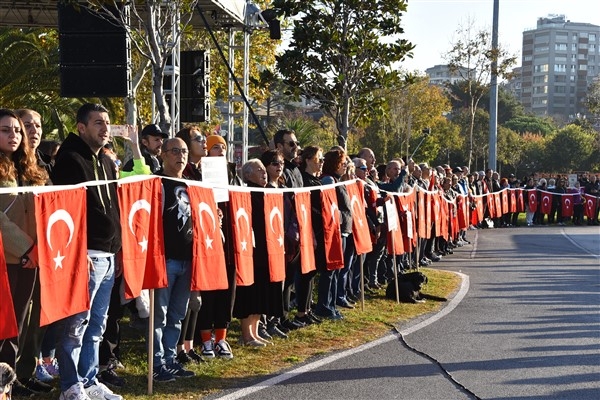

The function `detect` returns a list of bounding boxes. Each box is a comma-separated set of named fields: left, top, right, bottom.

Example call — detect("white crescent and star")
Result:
left=564, top=198, right=571, bottom=209
left=300, top=203, right=308, bottom=226
left=198, top=202, right=217, bottom=249
left=46, top=209, right=75, bottom=270
left=350, top=195, right=363, bottom=227
left=542, top=195, right=550, bottom=208
left=330, top=202, right=339, bottom=224
left=269, top=206, right=284, bottom=247
left=235, top=207, right=250, bottom=251
left=128, top=199, right=151, bottom=253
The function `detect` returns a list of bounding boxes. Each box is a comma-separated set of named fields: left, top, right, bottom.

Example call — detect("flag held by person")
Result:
left=35, top=187, right=89, bottom=326
left=229, top=190, right=254, bottom=285
left=0, top=231, right=17, bottom=340
left=320, top=187, right=344, bottom=270
left=263, top=192, right=286, bottom=282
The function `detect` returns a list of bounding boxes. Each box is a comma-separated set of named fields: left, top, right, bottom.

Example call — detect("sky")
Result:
left=400, top=0, right=600, bottom=73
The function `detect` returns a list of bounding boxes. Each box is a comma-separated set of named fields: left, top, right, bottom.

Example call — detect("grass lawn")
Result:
left=38, top=267, right=460, bottom=399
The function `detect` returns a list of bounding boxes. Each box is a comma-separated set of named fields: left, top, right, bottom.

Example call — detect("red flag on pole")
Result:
left=0, top=231, right=18, bottom=340
left=509, top=189, right=517, bottom=213
left=118, top=177, right=167, bottom=299
left=35, top=187, right=89, bottom=326
left=540, top=192, right=552, bottom=215
left=347, top=181, right=373, bottom=255
left=528, top=189, right=538, bottom=213
left=493, top=193, right=503, bottom=218
left=263, top=192, right=286, bottom=282
left=187, top=185, right=228, bottom=290
left=561, top=194, right=574, bottom=218
left=229, top=190, right=254, bottom=286
left=294, top=191, right=316, bottom=274
left=386, top=196, right=404, bottom=255
left=320, top=187, right=344, bottom=270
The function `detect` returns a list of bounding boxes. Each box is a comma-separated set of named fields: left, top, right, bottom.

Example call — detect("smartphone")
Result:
left=111, top=124, right=128, bottom=137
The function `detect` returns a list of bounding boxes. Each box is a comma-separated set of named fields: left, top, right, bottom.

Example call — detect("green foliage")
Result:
left=544, top=124, right=598, bottom=172
left=273, top=0, right=415, bottom=138
left=504, top=115, right=556, bottom=135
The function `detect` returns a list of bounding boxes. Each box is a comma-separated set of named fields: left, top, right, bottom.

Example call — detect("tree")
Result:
left=273, top=0, right=415, bottom=144
left=544, top=124, right=597, bottom=172
left=503, top=115, right=556, bottom=136
left=496, top=126, right=522, bottom=175
left=583, top=77, right=600, bottom=126
left=444, top=19, right=517, bottom=170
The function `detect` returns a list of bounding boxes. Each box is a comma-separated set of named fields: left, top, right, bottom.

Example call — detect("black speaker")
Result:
left=180, top=50, right=210, bottom=122
left=60, top=66, right=128, bottom=98
left=58, top=3, right=128, bottom=98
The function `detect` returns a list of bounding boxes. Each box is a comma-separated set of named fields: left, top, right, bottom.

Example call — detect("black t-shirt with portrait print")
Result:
left=158, top=175, right=193, bottom=260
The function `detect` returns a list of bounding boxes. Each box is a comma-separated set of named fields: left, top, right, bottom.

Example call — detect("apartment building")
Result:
left=521, top=15, right=600, bottom=122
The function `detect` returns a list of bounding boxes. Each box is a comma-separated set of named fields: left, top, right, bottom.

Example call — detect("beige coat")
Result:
left=0, top=180, right=37, bottom=264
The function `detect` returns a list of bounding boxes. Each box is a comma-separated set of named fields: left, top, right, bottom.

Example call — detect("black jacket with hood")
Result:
left=51, top=132, right=121, bottom=253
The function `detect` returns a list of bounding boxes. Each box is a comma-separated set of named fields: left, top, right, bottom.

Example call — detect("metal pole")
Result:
left=488, top=0, right=499, bottom=171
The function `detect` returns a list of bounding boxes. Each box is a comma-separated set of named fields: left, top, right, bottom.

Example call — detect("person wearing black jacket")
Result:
left=51, top=103, right=123, bottom=400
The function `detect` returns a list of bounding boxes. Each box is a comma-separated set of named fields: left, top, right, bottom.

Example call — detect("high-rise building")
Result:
left=521, top=15, right=600, bottom=123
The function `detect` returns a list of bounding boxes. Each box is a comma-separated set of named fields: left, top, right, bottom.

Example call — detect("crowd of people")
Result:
left=1, top=104, right=599, bottom=400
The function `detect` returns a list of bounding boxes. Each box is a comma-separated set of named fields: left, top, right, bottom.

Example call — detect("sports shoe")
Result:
left=201, top=340, right=215, bottom=358
left=153, top=365, right=175, bottom=383
left=59, top=382, right=91, bottom=400
left=97, top=368, right=125, bottom=388
left=258, top=325, right=273, bottom=340
left=24, top=377, right=55, bottom=393
left=187, top=349, right=204, bottom=363
left=36, top=362, right=55, bottom=383
left=84, top=382, right=123, bottom=400
left=165, top=362, right=195, bottom=379
left=266, top=324, right=288, bottom=339
left=45, top=359, right=60, bottom=377
left=176, top=349, right=194, bottom=365
left=214, top=339, right=234, bottom=359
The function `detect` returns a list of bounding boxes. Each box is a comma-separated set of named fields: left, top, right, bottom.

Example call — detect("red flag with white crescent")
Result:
left=187, top=185, right=228, bottom=290
left=528, top=189, right=538, bottom=213
left=501, top=189, right=509, bottom=214
left=0, top=231, right=18, bottom=340
left=263, top=192, right=286, bottom=282
left=35, top=187, right=89, bottom=326
left=386, top=196, right=404, bottom=255
left=509, top=189, right=517, bottom=213
left=540, top=192, right=552, bottom=215
left=432, top=192, right=442, bottom=237
left=229, top=190, right=254, bottom=286
left=294, top=191, right=315, bottom=274
left=320, top=187, right=344, bottom=270
left=457, top=194, right=468, bottom=230
left=397, top=191, right=416, bottom=251
left=561, top=194, right=574, bottom=218
left=493, top=192, right=503, bottom=218
left=347, top=181, right=373, bottom=255
left=584, top=194, right=597, bottom=219
left=118, top=177, right=167, bottom=299
left=417, top=190, right=426, bottom=239
left=486, top=192, right=495, bottom=219
left=473, top=195, right=484, bottom=224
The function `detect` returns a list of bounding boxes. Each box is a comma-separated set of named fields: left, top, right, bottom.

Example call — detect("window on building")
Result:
left=572, top=33, right=578, bottom=41
left=524, top=55, right=533, bottom=62
left=569, top=75, right=575, bottom=82
left=570, top=65, right=577, bottom=72
left=579, top=64, right=587, bottom=70
left=590, top=44, right=596, bottom=51
left=555, top=86, right=566, bottom=93
left=590, top=33, right=597, bottom=42
left=535, top=46, right=549, bottom=53
left=555, top=43, right=567, bottom=51
left=554, top=64, right=566, bottom=72
left=571, top=54, right=577, bottom=62
left=534, top=64, right=548, bottom=72
left=555, top=75, right=566, bottom=83
left=533, top=86, right=548, bottom=94
left=579, top=43, right=588, bottom=50
left=571, top=43, right=577, bottom=51
left=533, top=75, right=548, bottom=83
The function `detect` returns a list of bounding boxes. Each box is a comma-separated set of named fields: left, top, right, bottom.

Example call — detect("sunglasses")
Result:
left=270, top=161, right=284, bottom=166
left=191, top=135, right=207, bottom=143
left=358, top=166, right=368, bottom=171
left=287, top=140, right=300, bottom=148
left=165, top=147, right=188, bottom=155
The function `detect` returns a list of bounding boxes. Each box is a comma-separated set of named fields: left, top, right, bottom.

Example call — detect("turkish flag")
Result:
left=509, top=189, right=517, bottom=213
left=424, top=192, right=432, bottom=239
left=294, top=191, right=316, bottom=274
left=386, top=196, right=404, bottom=255
left=486, top=192, right=495, bottom=219
left=540, top=192, right=552, bottom=214
left=187, top=184, right=228, bottom=290
left=320, top=187, right=344, bottom=270
left=229, top=190, right=254, bottom=286
left=347, top=181, right=373, bottom=255
left=449, top=202, right=459, bottom=238
left=584, top=194, right=598, bottom=219
left=417, top=190, right=426, bottom=238
left=528, top=189, right=538, bottom=212
left=516, top=189, right=525, bottom=212
left=473, top=196, right=484, bottom=224
left=428, top=174, right=437, bottom=191
left=457, top=194, right=468, bottom=230
left=440, top=197, right=450, bottom=241
left=432, top=193, right=442, bottom=237
left=263, top=192, right=286, bottom=282
left=0, top=231, right=17, bottom=340
left=501, top=189, right=509, bottom=214
left=493, top=193, right=503, bottom=218
left=561, top=194, right=574, bottom=217
left=397, top=191, right=417, bottom=251
left=35, top=187, right=89, bottom=326
left=118, top=177, right=167, bottom=299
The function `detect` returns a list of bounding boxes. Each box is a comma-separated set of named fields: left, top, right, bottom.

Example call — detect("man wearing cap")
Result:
left=122, top=124, right=168, bottom=174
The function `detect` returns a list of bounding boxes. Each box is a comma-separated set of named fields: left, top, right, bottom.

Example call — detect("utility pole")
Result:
left=488, top=0, right=499, bottom=171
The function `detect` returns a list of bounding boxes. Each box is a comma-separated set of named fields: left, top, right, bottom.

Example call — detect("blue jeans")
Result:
left=153, top=259, right=191, bottom=367
left=56, top=255, right=115, bottom=391
left=337, top=234, right=355, bottom=303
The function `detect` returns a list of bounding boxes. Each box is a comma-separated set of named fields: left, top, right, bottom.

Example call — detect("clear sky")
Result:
left=400, top=0, right=600, bottom=73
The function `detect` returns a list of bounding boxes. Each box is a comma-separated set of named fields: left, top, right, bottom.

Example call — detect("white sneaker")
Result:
left=59, top=382, right=92, bottom=400
left=85, top=382, right=123, bottom=400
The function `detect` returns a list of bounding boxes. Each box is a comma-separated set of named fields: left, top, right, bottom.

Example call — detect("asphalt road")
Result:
left=209, top=225, right=600, bottom=400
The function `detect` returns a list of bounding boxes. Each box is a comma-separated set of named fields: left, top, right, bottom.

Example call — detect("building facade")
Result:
left=521, top=15, right=600, bottom=122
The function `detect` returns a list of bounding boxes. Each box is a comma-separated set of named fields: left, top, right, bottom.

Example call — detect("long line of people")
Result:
left=2, top=106, right=599, bottom=400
